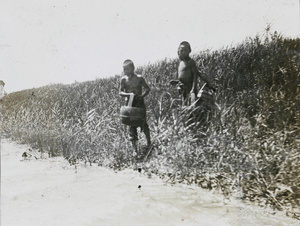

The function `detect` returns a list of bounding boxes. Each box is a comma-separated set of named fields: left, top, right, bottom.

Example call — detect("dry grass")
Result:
left=1, top=31, right=299, bottom=218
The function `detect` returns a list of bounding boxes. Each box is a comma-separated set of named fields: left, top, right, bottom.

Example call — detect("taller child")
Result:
left=119, top=59, right=151, bottom=150
left=176, top=41, right=214, bottom=105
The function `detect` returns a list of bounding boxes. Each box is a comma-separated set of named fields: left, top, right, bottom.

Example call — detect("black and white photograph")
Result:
left=1, top=0, right=299, bottom=225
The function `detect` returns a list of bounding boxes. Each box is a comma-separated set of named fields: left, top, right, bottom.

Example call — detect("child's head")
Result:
left=123, top=59, right=135, bottom=75
left=178, top=41, right=191, bottom=60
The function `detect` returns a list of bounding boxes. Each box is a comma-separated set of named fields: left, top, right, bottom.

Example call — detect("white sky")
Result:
left=0, top=0, right=299, bottom=93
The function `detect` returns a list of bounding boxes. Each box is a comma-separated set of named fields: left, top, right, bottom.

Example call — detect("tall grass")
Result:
left=1, top=31, right=299, bottom=217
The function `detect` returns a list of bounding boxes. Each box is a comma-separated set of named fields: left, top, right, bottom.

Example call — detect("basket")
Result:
left=120, top=106, right=146, bottom=127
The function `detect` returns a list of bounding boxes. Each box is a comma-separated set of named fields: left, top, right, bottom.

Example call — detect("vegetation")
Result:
left=1, top=31, right=299, bottom=219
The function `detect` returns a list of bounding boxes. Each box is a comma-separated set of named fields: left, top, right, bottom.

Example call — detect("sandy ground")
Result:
left=1, top=138, right=299, bottom=226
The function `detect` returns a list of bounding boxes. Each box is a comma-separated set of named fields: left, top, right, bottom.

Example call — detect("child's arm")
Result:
left=192, top=65, right=198, bottom=93
left=140, top=77, right=150, bottom=98
left=189, top=60, right=198, bottom=93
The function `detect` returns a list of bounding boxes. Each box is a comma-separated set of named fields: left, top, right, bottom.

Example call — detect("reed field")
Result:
left=1, top=31, right=299, bottom=218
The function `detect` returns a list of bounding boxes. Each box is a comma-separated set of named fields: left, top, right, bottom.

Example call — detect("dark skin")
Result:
left=177, top=44, right=214, bottom=99
left=119, top=64, right=150, bottom=99
left=119, top=63, right=151, bottom=148
left=178, top=45, right=198, bottom=94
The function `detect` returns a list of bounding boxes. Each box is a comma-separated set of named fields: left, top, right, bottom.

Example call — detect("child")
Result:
left=172, top=41, right=215, bottom=105
left=119, top=59, right=151, bottom=151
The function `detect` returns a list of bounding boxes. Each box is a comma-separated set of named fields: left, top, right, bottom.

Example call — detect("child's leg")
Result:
left=129, top=126, right=138, bottom=151
left=182, top=84, right=192, bottom=106
left=141, top=123, right=151, bottom=147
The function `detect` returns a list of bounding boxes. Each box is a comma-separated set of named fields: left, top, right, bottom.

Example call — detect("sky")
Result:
left=0, top=0, right=299, bottom=94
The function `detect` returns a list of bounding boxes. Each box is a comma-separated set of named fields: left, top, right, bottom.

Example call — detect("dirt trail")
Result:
left=1, top=138, right=298, bottom=226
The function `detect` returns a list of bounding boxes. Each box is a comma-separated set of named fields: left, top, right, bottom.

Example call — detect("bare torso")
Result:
left=122, top=75, right=143, bottom=95
left=178, top=59, right=194, bottom=85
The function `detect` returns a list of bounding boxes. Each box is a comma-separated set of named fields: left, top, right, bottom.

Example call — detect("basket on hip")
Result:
left=120, top=106, right=146, bottom=127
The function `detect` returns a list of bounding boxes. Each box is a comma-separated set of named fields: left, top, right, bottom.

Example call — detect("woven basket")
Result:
left=120, top=106, right=146, bottom=127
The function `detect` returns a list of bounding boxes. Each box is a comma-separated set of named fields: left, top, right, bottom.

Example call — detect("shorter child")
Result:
left=119, top=60, right=151, bottom=151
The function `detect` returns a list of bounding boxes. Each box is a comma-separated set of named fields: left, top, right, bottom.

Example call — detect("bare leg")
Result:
left=142, top=123, right=151, bottom=148
left=131, top=140, right=137, bottom=153
left=129, top=126, right=138, bottom=153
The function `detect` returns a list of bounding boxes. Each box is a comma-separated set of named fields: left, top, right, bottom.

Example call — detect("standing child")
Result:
left=119, top=59, right=151, bottom=151
left=172, top=41, right=215, bottom=105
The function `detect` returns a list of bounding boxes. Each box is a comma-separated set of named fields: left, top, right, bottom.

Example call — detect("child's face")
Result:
left=177, top=45, right=190, bottom=60
left=123, top=64, right=134, bottom=76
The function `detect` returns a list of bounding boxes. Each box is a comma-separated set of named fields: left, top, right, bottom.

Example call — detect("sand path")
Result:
left=1, top=138, right=298, bottom=226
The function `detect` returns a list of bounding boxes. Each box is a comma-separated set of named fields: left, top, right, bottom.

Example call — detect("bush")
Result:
left=1, top=32, right=299, bottom=218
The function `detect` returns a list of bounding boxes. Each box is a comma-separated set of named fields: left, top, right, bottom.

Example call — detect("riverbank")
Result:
left=1, top=138, right=298, bottom=226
